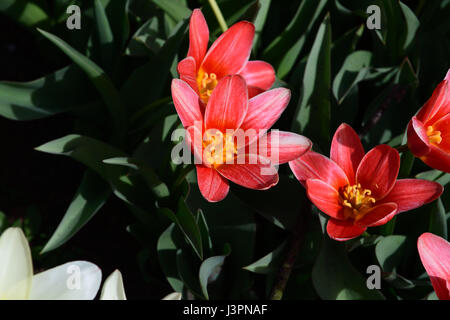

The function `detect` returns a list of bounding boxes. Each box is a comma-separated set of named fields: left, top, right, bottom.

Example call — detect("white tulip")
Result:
left=0, top=227, right=102, bottom=300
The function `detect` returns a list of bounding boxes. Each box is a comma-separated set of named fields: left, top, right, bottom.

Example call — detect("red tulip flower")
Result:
left=171, top=75, right=311, bottom=202
left=177, top=9, right=275, bottom=104
left=407, top=70, right=450, bottom=173
left=289, top=123, right=443, bottom=241
left=418, top=233, right=450, bottom=300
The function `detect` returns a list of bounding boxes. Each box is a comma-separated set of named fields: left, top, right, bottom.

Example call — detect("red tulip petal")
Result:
left=356, top=145, right=400, bottom=200
left=205, top=75, right=248, bottom=132
left=354, top=203, right=398, bottom=227
left=187, top=9, right=209, bottom=67
left=201, top=21, right=254, bottom=78
left=330, top=123, right=365, bottom=185
left=185, top=124, right=205, bottom=165
left=431, top=112, right=450, bottom=153
left=239, top=88, right=291, bottom=143
left=421, top=144, right=450, bottom=173
left=378, top=179, right=443, bottom=213
left=171, top=79, right=203, bottom=128
left=305, top=179, right=345, bottom=220
left=418, top=233, right=450, bottom=300
left=417, top=76, right=450, bottom=125
left=289, top=151, right=349, bottom=190
left=196, top=165, right=230, bottom=202
left=407, top=117, right=431, bottom=157
left=250, top=131, right=312, bottom=165
left=177, top=57, right=198, bottom=93
left=247, top=85, right=264, bottom=99
left=326, top=219, right=366, bottom=241
left=216, top=154, right=278, bottom=190
left=240, top=60, right=275, bottom=91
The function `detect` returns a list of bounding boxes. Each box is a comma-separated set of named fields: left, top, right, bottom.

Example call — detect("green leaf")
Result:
left=159, top=199, right=203, bottom=260
left=94, top=0, right=115, bottom=70
left=251, top=0, right=271, bottom=53
left=375, top=235, right=408, bottom=273
left=0, top=0, right=48, bottom=27
left=157, top=224, right=184, bottom=293
left=196, top=209, right=213, bottom=256
left=120, top=20, right=187, bottom=114
left=0, top=66, right=96, bottom=120
left=186, top=177, right=256, bottom=299
left=333, top=51, right=372, bottom=104
left=37, top=28, right=126, bottom=138
left=125, top=17, right=164, bottom=56
left=429, top=198, right=448, bottom=240
left=312, top=230, right=385, bottom=300
left=199, top=249, right=231, bottom=300
left=152, top=0, right=191, bottom=22
left=176, top=249, right=204, bottom=298
left=243, top=241, right=287, bottom=274
left=291, top=14, right=331, bottom=151
left=399, top=1, right=420, bottom=51
left=262, top=0, right=327, bottom=79
left=35, top=134, right=127, bottom=181
left=41, top=170, right=111, bottom=253
left=102, top=157, right=170, bottom=198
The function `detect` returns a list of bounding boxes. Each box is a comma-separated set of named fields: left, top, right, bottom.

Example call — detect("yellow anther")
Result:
left=197, top=69, right=218, bottom=103
left=339, top=183, right=376, bottom=221
left=426, top=126, right=442, bottom=144
left=203, top=130, right=237, bottom=166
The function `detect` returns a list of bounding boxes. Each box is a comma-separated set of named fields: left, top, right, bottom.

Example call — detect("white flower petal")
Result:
left=29, top=261, right=102, bottom=300
left=162, top=292, right=182, bottom=300
left=100, top=270, right=127, bottom=300
left=0, top=228, right=33, bottom=299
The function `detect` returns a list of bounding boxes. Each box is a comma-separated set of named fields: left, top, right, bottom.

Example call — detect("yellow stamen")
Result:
left=339, top=183, right=376, bottom=221
left=426, top=125, right=442, bottom=144
left=203, top=130, right=237, bottom=166
left=197, top=69, right=218, bottom=103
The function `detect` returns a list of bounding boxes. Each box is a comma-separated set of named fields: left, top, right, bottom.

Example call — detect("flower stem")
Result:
left=269, top=202, right=310, bottom=300
left=207, top=0, right=228, bottom=32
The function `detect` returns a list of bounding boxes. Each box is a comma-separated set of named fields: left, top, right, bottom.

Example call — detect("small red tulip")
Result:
left=178, top=9, right=275, bottom=104
left=289, top=123, right=443, bottom=241
left=407, top=70, right=450, bottom=173
left=418, top=233, right=450, bottom=300
left=171, top=75, right=311, bottom=202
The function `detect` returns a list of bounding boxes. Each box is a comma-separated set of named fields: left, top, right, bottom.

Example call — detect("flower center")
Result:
left=197, top=69, right=218, bottom=103
left=426, top=125, right=442, bottom=144
left=339, top=183, right=376, bottom=221
left=202, top=130, right=237, bottom=166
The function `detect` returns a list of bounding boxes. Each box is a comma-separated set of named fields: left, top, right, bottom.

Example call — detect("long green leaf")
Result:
left=41, top=170, right=111, bottom=253
left=292, top=14, right=331, bottom=151
left=37, top=28, right=126, bottom=138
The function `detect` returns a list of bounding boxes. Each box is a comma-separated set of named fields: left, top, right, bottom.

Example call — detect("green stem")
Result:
left=207, top=0, right=228, bottom=32
left=269, top=202, right=310, bottom=300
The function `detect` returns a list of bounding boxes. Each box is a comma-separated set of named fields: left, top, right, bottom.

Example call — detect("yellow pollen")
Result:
left=197, top=69, right=218, bottom=103
left=203, top=130, right=237, bottom=166
left=339, top=183, right=376, bottom=221
left=426, top=126, right=442, bottom=144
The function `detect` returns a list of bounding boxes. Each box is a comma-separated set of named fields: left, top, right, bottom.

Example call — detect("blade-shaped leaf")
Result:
left=292, top=14, right=331, bottom=151
left=41, top=170, right=111, bottom=253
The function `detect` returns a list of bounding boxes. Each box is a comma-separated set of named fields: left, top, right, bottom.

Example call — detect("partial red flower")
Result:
left=417, top=233, right=450, bottom=300
left=171, top=75, right=311, bottom=202
left=407, top=69, right=450, bottom=173
left=289, top=123, right=443, bottom=241
left=177, top=9, right=275, bottom=105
